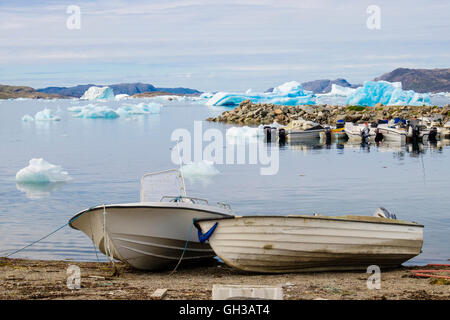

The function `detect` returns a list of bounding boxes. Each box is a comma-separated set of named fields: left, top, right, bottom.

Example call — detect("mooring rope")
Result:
left=4, top=222, right=68, bottom=258
left=169, top=222, right=194, bottom=276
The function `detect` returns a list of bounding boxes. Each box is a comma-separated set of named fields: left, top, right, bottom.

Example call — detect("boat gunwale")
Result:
left=194, top=215, right=424, bottom=228
left=69, top=203, right=233, bottom=230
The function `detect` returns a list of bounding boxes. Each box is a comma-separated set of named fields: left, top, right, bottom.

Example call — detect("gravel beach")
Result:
left=0, top=257, right=448, bottom=300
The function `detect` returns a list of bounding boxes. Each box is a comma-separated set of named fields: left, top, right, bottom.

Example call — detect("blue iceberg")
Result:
left=346, top=81, right=431, bottom=106
left=116, top=102, right=162, bottom=116
left=206, top=81, right=316, bottom=106
left=68, top=104, right=120, bottom=119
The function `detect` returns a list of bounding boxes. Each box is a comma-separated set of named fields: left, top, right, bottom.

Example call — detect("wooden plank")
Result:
left=151, top=288, right=168, bottom=300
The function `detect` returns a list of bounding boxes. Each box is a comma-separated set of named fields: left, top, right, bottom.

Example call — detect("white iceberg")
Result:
left=346, top=81, right=431, bottom=106
left=22, top=114, right=34, bottom=122
left=114, top=94, right=130, bottom=100
left=68, top=104, right=120, bottom=119
left=321, top=84, right=357, bottom=97
left=80, top=86, right=115, bottom=100
left=34, top=108, right=61, bottom=121
left=16, top=158, right=72, bottom=184
left=181, top=160, right=220, bottom=178
left=116, top=102, right=162, bottom=116
left=206, top=81, right=316, bottom=107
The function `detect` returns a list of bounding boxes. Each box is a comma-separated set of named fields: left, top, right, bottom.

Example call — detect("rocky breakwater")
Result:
left=207, top=100, right=450, bottom=126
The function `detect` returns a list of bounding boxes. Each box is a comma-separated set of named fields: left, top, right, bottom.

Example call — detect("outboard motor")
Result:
left=264, top=126, right=272, bottom=142
left=429, top=127, right=438, bottom=143
left=373, top=207, right=397, bottom=220
left=375, top=128, right=383, bottom=143
left=360, top=126, right=370, bottom=143
left=324, top=127, right=332, bottom=144
left=278, top=128, right=286, bottom=144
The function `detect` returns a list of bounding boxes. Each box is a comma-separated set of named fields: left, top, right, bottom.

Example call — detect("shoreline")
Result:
left=1, top=257, right=448, bottom=300
left=207, top=100, right=450, bottom=126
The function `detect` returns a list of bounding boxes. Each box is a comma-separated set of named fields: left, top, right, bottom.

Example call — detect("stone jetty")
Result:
left=207, top=100, right=450, bottom=126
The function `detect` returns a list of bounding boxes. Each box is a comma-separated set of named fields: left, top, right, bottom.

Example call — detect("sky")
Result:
left=0, top=0, right=449, bottom=91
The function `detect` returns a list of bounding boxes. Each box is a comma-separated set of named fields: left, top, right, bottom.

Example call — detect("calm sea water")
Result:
left=0, top=98, right=449, bottom=265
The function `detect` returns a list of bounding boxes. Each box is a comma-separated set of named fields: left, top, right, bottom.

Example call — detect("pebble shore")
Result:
left=207, top=100, right=450, bottom=126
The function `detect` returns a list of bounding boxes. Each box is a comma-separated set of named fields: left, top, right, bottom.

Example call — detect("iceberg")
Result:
left=322, top=84, right=357, bottom=97
left=68, top=104, right=120, bottom=119
left=346, top=81, right=431, bottom=106
left=114, top=94, right=130, bottom=100
left=206, top=81, right=316, bottom=107
left=34, top=108, right=61, bottom=121
left=16, top=158, right=72, bottom=184
left=80, top=86, right=115, bottom=100
left=116, top=102, right=162, bottom=116
left=22, top=114, right=34, bottom=122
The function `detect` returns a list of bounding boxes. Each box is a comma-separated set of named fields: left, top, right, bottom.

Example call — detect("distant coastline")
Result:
left=1, top=67, right=449, bottom=100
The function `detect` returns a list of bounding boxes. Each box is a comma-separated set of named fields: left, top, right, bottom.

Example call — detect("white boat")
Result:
left=376, top=124, right=408, bottom=144
left=281, top=119, right=324, bottom=141
left=69, top=169, right=232, bottom=271
left=195, top=209, right=423, bottom=273
left=442, top=121, right=450, bottom=139
left=344, top=122, right=376, bottom=142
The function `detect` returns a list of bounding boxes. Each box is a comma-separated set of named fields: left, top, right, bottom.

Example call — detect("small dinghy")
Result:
left=194, top=208, right=423, bottom=273
left=69, top=169, right=232, bottom=271
left=282, top=119, right=325, bottom=141
left=344, top=122, right=377, bottom=143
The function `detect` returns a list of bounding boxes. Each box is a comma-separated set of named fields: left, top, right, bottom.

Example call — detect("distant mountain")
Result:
left=374, top=68, right=450, bottom=93
left=0, top=85, right=62, bottom=99
left=301, top=78, right=359, bottom=93
left=37, top=82, right=201, bottom=97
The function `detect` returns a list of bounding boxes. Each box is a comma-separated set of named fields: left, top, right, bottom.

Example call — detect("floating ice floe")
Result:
left=16, top=158, right=72, bottom=184
left=68, top=104, right=120, bottom=119
left=80, top=86, right=115, bottom=100
left=206, top=81, right=316, bottom=107
left=346, top=81, right=431, bottom=106
left=181, top=160, right=220, bottom=179
left=34, top=108, right=61, bottom=121
left=22, top=114, right=34, bottom=122
left=116, top=102, right=162, bottom=116
left=114, top=94, right=130, bottom=100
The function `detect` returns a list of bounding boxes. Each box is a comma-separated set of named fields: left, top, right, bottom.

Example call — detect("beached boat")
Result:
left=194, top=209, right=423, bottom=273
left=69, top=169, right=232, bottom=271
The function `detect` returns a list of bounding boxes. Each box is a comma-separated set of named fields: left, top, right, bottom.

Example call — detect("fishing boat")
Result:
left=194, top=208, right=423, bottom=273
left=344, top=122, right=376, bottom=142
left=69, top=169, right=232, bottom=271
left=442, top=121, right=450, bottom=139
left=282, top=119, right=325, bottom=141
left=376, top=124, right=408, bottom=144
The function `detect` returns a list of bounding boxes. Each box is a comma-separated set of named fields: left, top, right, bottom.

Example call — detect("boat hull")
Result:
left=196, top=215, right=423, bottom=273
left=377, top=126, right=407, bottom=144
left=287, top=129, right=324, bottom=141
left=70, top=203, right=230, bottom=271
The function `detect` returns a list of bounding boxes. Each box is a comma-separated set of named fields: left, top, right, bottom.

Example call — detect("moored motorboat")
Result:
left=281, top=119, right=325, bottom=142
left=344, top=122, right=376, bottom=142
left=195, top=209, right=423, bottom=273
left=376, top=124, right=408, bottom=144
left=69, top=169, right=233, bottom=271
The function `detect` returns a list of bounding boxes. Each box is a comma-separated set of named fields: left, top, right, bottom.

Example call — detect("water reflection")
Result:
left=16, top=182, right=67, bottom=199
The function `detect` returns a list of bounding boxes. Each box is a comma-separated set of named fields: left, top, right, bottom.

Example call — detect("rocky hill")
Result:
left=0, top=85, right=62, bottom=99
left=38, top=82, right=201, bottom=97
left=374, top=68, right=450, bottom=93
